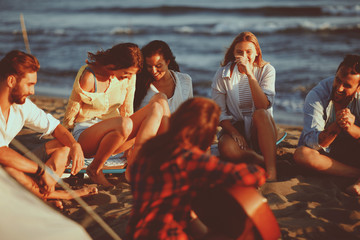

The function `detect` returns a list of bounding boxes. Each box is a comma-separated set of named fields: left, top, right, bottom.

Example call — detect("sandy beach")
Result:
left=10, top=95, right=360, bottom=240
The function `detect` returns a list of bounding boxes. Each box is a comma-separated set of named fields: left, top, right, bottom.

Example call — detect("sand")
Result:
left=10, top=95, right=360, bottom=240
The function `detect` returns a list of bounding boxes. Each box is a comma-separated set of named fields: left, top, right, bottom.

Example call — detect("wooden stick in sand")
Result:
left=20, top=14, right=31, bottom=54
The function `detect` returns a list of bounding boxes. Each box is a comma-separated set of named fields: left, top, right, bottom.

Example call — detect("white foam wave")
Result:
left=322, top=5, right=360, bottom=16
left=110, top=27, right=138, bottom=35
left=275, top=98, right=304, bottom=113
left=299, top=21, right=333, bottom=31
left=53, top=29, right=66, bottom=36
left=203, top=19, right=358, bottom=35
left=174, top=26, right=195, bottom=34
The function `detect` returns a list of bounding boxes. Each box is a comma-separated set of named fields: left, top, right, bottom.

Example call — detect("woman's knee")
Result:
left=150, top=92, right=167, bottom=104
left=148, top=101, right=165, bottom=119
left=150, top=93, right=169, bottom=115
left=218, top=136, right=240, bottom=159
left=118, top=117, right=133, bottom=138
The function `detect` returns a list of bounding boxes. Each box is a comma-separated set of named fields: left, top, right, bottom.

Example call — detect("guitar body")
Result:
left=192, top=185, right=280, bottom=240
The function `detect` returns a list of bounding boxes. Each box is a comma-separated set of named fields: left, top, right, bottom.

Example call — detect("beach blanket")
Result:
left=65, top=153, right=127, bottom=174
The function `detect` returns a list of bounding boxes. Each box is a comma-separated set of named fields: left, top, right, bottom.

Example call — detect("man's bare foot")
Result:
left=346, top=178, right=360, bottom=196
left=73, top=186, right=99, bottom=198
left=86, top=167, right=113, bottom=187
left=46, top=186, right=98, bottom=200
left=47, top=199, right=63, bottom=210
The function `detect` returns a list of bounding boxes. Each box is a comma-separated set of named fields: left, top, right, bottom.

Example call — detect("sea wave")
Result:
left=80, top=4, right=360, bottom=17
left=11, top=28, right=68, bottom=36
left=173, top=22, right=360, bottom=36
left=15, top=21, right=358, bottom=38
left=8, top=19, right=359, bottom=39
left=274, top=96, right=304, bottom=114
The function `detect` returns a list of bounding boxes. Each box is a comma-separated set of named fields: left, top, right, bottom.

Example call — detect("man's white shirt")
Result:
left=0, top=98, right=59, bottom=147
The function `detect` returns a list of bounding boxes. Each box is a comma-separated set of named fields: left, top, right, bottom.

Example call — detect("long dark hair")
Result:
left=136, top=97, right=220, bottom=176
left=134, top=40, right=180, bottom=110
left=222, top=31, right=268, bottom=67
left=86, top=42, right=143, bottom=70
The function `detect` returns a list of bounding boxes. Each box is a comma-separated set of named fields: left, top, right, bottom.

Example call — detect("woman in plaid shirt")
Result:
left=126, top=97, right=266, bottom=240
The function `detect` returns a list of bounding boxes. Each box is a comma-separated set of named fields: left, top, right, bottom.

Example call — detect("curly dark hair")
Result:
left=86, top=42, right=143, bottom=70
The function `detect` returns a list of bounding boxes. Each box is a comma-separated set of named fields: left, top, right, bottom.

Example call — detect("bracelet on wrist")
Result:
left=35, top=165, right=45, bottom=177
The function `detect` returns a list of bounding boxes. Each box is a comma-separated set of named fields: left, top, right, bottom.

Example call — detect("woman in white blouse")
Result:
left=134, top=40, right=193, bottom=113
left=211, top=32, right=278, bottom=181
left=63, top=43, right=170, bottom=186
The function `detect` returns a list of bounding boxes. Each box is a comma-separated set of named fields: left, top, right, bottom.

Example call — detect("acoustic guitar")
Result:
left=192, top=185, right=281, bottom=240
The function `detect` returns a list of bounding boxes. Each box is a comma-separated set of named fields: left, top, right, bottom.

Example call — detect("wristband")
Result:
left=35, top=165, right=45, bottom=177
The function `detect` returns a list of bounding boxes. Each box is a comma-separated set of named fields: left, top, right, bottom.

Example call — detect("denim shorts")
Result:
left=72, top=118, right=102, bottom=141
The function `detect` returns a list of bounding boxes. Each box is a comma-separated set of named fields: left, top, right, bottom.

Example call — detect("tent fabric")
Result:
left=0, top=167, right=91, bottom=240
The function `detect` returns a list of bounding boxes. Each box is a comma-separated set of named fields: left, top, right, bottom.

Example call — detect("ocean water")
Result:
left=1, top=0, right=359, bottom=125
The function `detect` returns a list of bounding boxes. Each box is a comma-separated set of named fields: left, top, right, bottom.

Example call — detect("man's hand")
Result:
left=51, top=124, right=85, bottom=175
left=336, top=108, right=355, bottom=131
left=38, top=170, right=57, bottom=196
left=69, top=142, right=84, bottom=175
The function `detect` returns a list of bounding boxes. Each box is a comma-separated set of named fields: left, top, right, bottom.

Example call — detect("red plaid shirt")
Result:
left=126, top=147, right=266, bottom=240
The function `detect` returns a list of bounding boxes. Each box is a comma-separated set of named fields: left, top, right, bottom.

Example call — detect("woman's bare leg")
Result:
left=218, top=134, right=264, bottom=165
left=125, top=93, right=170, bottom=181
left=150, top=93, right=171, bottom=134
left=79, top=117, right=133, bottom=186
left=125, top=103, right=163, bottom=181
left=252, top=109, right=277, bottom=181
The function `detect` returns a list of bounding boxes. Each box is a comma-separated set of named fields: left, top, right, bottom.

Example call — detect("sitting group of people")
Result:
left=0, top=31, right=359, bottom=239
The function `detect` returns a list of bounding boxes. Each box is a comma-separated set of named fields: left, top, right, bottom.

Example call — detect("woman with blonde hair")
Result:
left=212, top=31, right=278, bottom=180
left=63, top=43, right=169, bottom=186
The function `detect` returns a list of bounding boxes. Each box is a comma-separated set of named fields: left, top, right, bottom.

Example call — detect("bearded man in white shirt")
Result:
left=0, top=50, right=97, bottom=202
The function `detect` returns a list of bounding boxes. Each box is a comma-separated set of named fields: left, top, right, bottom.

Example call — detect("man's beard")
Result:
left=10, top=85, right=27, bottom=104
left=331, top=86, right=356, bottom=107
